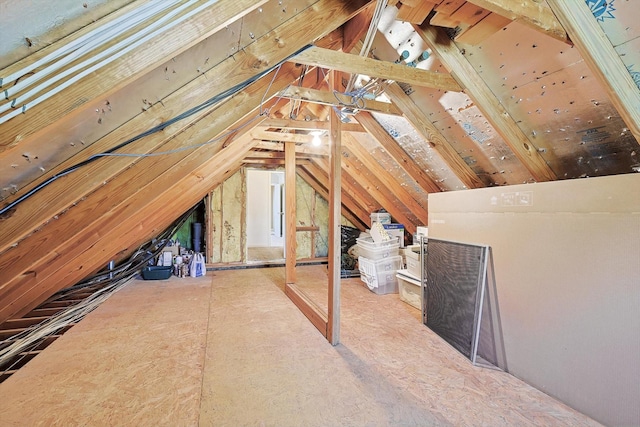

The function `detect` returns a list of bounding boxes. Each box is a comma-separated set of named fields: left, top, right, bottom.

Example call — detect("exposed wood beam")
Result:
left=259, top=118, right=364, bottom=133
left=252, top=129, right=328, bottom=145
left=340, top=148, right=418, bottom=234
left=0, top=0, right=376, bottom=322
left=343, top=132, right=428, bottom=224
left=253, top=141, right=329, bottom=156
left=327, top=71, right=341, bottom=346
left=291, top=46, right=462, bottom=92
left=284, top=283, right=327, bottom=336
left=355, top=111, right=442, bottom=194
left=285, top=141, right=297, bottom=285
left=383, top=82, right=485, bottom=189
left=0, top=0, right=269, bottom=151
left=312, top=157, right=378, bottom=217
left=302, top=160, right=371, bottom=224
left=414, top=25, right=557, bottom=182
left=297, top=165, right=367, bottom=230
left=279, top=85, right=403, bottom=116
left=546, top=0, right=640, bottom=143
left=342, top=1, right=376, bottom=53
left=463, top=0, right=568, bottom=43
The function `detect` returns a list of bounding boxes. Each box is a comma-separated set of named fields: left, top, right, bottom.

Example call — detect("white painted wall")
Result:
left=428, top=173, right=640, bottom=427
left=246, top=169, right=272, bottom=247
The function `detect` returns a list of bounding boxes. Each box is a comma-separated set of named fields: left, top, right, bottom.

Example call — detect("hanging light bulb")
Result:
left=310, top=131, right=323, bottom=146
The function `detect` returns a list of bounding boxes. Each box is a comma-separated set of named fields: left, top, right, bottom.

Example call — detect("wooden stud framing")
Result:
left=343, top=132, right=429, bottom=224
left=327, top=71, right=341, bottom=346
left=284, top=141, right=297, bottom=285
left=291, top=46, right=462, bottom=92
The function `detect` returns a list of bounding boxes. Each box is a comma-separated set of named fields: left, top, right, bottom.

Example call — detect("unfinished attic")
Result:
left=0, top=0, right=639, bottom=426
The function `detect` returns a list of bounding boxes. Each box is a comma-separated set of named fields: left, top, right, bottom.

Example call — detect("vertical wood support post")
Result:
left=327, top=71, right=342, bottom=345
left=285, top=141, right=297, bottom=284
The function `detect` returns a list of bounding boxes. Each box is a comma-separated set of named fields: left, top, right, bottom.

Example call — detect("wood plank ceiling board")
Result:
left=464, top=0, right=568, bottom=43
left=291, top=46, right=462, bottom=91
left=454, top=12, right=512, bottom=45
left=356, top=111, right=442, bottom=194
left=415, top=24, right=557, bottom=182
left=547, top=0, right=640, bottom=144
left=0, top=0, right=375, bottom=323
left=448, top=2, right=490, bottom=27
left=434, top=0, right=466, bottom=15
left=460, top=18, right=639, bottom=179
left=384, top=82, right=486, bottom=189
left=0, top=2, right=266, bottom=197
left=397, top=2, right=436, bottom=25
left=343, top=132, right=429, bottom=223
left=0, top=0, right=270, bottom=151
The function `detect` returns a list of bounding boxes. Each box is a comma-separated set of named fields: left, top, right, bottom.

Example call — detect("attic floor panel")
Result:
left=0, top=266, right=600, bottom=426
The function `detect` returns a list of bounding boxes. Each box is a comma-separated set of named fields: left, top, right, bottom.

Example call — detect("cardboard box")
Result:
left=383, top=223, right=405, bottom=248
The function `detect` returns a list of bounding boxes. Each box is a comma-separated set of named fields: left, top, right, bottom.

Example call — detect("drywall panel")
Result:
left=427, top=173, right=640, bottom=427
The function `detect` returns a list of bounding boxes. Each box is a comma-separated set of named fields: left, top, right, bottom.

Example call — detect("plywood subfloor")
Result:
left=247, top=246, right=284, bottom=262
left=0, top=266, right=601, bottom=426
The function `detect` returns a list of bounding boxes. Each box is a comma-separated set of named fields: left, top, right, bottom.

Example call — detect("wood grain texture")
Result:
left=0, top=267, right=600, bottom=426
left=415, top=25, right=557, bottom=182
left=292, top=46, right=462, bottom=92
left=464, top=0, right=568, bottom=43
left=356, top=111, right=442, bottom=194
left=384, top=82, right=486, bottom=189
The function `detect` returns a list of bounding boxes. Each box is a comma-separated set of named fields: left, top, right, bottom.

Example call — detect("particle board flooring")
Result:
left=0, top=265, right=601, bottom=426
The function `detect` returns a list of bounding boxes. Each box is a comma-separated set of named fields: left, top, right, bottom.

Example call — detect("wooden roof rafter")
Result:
left=415, top=24, right=557, bottom=182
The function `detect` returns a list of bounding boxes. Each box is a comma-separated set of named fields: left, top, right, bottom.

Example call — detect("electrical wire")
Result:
left=0, top=205, right=196, bottom=375
left=0, top=44, right=311, bottom=218
left=0, top=0, right=216, bottom=123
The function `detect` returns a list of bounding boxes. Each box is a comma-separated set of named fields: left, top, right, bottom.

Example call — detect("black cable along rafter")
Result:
left=0, top=44, right=313, bottom=218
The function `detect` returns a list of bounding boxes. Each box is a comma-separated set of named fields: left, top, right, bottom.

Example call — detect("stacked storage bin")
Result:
left=357, top=236, right=402, bottom=294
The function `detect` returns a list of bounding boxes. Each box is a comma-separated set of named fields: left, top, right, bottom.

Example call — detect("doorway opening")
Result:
left=246, top=169, right=285, bottom=263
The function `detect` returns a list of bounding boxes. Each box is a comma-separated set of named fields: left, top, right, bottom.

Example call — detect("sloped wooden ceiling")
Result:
left=1, top=0, right=639, bottom=324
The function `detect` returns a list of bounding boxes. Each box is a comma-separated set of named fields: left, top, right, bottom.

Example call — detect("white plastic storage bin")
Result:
left=358, top=255, right=402, bottom=294
left=396, top=271, right=422, bottom=310
left=356, top=237, right=400, bottom=260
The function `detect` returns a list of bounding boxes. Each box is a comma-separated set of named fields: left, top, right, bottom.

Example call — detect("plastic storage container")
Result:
left=396, top=271, right=422, bottom=310
left=404, top=247, right=421, bottom=279
left=358, top=255, right=403, bottom=294
left=356, top=237, right=400, bottom=260
left=370, top=211, right=391, bottom=226
left=141, top=265, right=173, bottom=280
